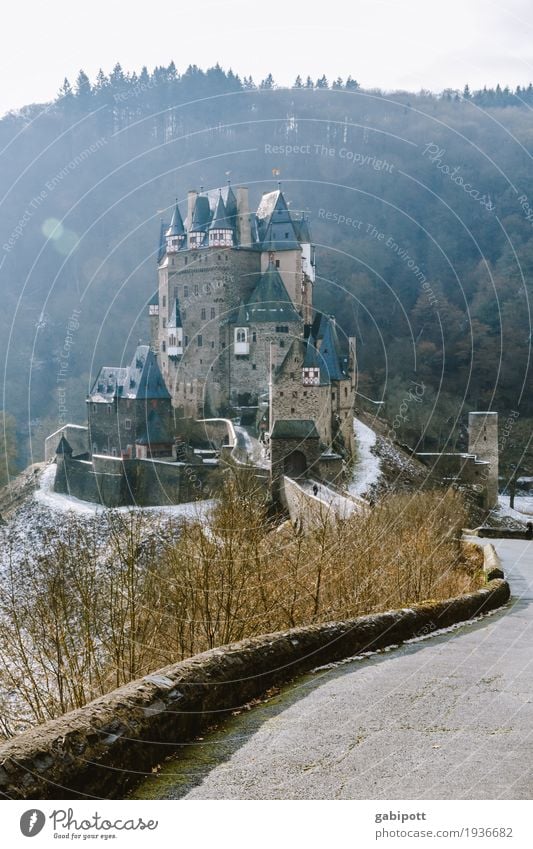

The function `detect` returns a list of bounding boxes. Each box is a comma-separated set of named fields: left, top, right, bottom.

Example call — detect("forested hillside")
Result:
left=1, top=65, right=532, bottom=477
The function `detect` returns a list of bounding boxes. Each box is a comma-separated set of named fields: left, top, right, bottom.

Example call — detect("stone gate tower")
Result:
left=468, top=411, right=499, bottom=508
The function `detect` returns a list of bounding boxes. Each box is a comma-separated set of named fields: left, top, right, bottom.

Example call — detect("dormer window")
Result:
left=234, top=327, right=249, bottom=355
left=303, top=367, right=320, bottom=386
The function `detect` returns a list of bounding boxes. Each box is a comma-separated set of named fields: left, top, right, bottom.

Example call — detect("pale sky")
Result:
left=1, top=0, right=533, bottom=115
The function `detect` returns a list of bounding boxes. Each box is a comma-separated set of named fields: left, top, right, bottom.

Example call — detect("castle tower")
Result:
left=468, top=411, right=499, bottom=508
left=152, top=183, right=315, bottom=417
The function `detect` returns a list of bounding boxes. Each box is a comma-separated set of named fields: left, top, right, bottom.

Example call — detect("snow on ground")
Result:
left=233, top=425, right=270, bottom=468
left=34, top=463, right=214, bottom=521
left=348, top=417, right=381, bottom=497
left=495, top=494, right=533, bottom=522
left=302, top=479, right=365, bottom=520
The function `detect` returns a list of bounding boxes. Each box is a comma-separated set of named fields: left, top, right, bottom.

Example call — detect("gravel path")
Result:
left=134, top=538, right=533, bottom=800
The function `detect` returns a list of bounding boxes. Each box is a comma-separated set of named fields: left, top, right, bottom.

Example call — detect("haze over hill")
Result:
left=1, top=65, right=532, bottom=482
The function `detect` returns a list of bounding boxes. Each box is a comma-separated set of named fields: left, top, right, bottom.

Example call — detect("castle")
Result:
left=149, top=183, right=355, bottom=466
left=49, top=184, right=357, bottom=506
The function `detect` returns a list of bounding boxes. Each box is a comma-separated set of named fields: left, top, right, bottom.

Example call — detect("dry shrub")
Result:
left=0, top=475, right=482, bottom=736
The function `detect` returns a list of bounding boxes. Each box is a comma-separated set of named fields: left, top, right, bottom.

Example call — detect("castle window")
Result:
left=279, top=391, right=284, bottom=397
left=211, top=341, right=215, bottom=348
left=162, top=318, right=166, bottom=328
left=174, top=286, right=178, bottom=297
left=185, top=336, right=189, bottom=346
left=303, top=391, right=308, bottom=397
left=162, top=296, right=166, bottom=307
left=332, top=392, right=336, bottom=400
left=197, top=335, right=203, bottom=347
left=291, top=408, right=295, bottom=414
left=210, top=307, right=216, bottom=319
left=201, top=308, right=206, bottom=320
left=194, top=284, right=199, bottom=296
left=185, top=257, right=188, bottom=265
left=125, top=419, right=132, bottom=430
left=276, top=260, right=280, bottom=268
left=182, top=308, right=186, bottom=320
left=345, top=387, right=348, bottom=397
left=92, top=404, right=97, bottom=412
left=184, top=285, right=189, bottom=297
left=111, top=448, right=117, bottom=456
left=292, top=391, right=298, bottom=398
left=107, top=405, right=112, bottom=415
left=285, top=232, right=289, bottom=238
left=279, top=340, right=285, bottom=348
left=162, top=341, right=166, bottom=352
left=252, top=331, right=257, bottom=342
left=252, top=364, right=256, bottom=370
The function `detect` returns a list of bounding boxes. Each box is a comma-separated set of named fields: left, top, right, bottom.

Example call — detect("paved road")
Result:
left=134, top=539, right=533, bottom=800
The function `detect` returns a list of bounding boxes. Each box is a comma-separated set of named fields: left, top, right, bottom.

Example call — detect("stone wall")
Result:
left=55, top=455, right=218, bottom=507
left=159, top=248, right=261, bottom=414
left=468, top=412, right=499, bottom=508
left=0, top=576, right=510, bottom=800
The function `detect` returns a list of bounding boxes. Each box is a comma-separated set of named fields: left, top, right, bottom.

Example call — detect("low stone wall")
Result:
left=473, top=526, right=533, bottom=540
left=0, top=577, right=509, bottom=801
left=54, top=455, right=219, bottom=507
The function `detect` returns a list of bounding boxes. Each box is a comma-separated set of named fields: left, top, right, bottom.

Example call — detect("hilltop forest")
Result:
left=0, top=64, right=532, bottom=483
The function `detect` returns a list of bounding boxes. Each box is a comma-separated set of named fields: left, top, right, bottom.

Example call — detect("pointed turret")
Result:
left=166, top=200, right=185, bottom=237
left=224, top=185, right=238, bottom=230
left=208, top=191, right=234, bottom=247
left=165, top=200, right=186, bottom=254
left=256, top=190, right=300, bottom=250
left=56, top=435, right=73, bottom=456
left=316, top=316, right=345, bottom=381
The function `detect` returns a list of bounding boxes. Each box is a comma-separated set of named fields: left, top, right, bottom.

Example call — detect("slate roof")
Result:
left=244, top=261, right=301, bottom=323
left=271, top=419, right=320, bottom=440
left=191, top=195, right=212, bottom=232
left=56, top=435, right=73, bottom=455
left=166, top=200, right=185, bottom=237
left=157, top=185, right=312, bottom=255
left=89, top=345, right=170, bottom=402
left=257, top=191, right=300, bottom=251
left=318, top=318, right=346, bottom=381
left=208, top=193, right=233, bottom=231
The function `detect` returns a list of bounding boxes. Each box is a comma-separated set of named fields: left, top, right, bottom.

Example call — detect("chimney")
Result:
left=187, top=190, right=198, bottom=231
left=235, top=186, right=251, bottom=247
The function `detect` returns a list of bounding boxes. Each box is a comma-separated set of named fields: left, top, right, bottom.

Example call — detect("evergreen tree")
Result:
left=345, top=76, right=359, bottom=90
left=260, top=73, right=275, bottom=89
left=316, top=75, right=328, bottom=89
left=75, top=70, right=92, bottom=100
left=58, top=77, right=74, bottom=101
left=293, top=75, right=303, bottom=88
